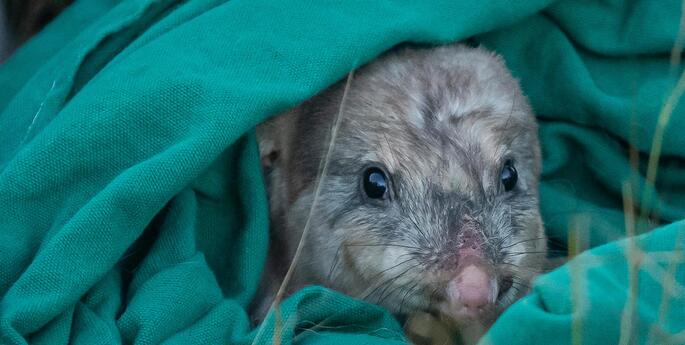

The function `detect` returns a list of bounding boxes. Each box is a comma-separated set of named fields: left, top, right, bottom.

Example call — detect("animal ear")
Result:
left=256, top=120, right=280, bottom=169
left=256, top=109, right=297, bottom=169
left=256, top=125, right=277, bottom=169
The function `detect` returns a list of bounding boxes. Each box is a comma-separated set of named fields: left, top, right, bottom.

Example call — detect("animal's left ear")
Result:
left=255, top=109, right=297, bottom=170
left=256, top=120, right=279, bottom=170
left=256, top=128, right=278, bottom=170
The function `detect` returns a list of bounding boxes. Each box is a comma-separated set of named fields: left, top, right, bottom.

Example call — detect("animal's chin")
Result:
left=435, top=301, right=498, bottom=328
left=401, top=304, right=497, bottom=345
left=387, top=293, right=499, bottom=330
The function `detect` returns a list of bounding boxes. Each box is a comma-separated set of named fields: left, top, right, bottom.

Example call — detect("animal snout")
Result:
left=456, top=213, right=485, bottom=243
left=443, top=255, right=498, bottom=321
left=454, top=265, right=492, bottom=311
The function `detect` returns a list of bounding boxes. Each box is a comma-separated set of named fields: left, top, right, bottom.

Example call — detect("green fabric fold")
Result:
left=1, top=0, right=683, bottom=344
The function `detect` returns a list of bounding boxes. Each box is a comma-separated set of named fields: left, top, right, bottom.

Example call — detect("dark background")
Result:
left=1, top=0, right=73, bottom=61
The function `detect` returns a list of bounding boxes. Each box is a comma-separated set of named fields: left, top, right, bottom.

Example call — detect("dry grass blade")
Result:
left=640, top=0, right=685, bottom=230
left=670, top=0, right=685, bottom=68
left=568, top=215, right=589, bottom=345
left=644, top=68, right=685, bottom=187
left=19, top=79, right=56, bottom=149
left=252, top=69, right=356, bottom=345
left=646, top=228, right=685, bottom=345
left=619, top=181, right=641, bottom=345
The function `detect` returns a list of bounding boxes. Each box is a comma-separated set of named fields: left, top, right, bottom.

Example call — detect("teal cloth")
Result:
left=1, top=1, right=683, bottom=344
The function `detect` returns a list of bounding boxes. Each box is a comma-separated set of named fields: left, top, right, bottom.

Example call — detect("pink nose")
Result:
left=446, top=260, right=496, bottom=317
left=456, top=264, right=492, bottom=310
left=458, top=282, right=490, bottom=311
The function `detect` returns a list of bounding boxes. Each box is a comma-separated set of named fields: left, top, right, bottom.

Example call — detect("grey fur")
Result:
left=253, top=43, right=546, bottom=340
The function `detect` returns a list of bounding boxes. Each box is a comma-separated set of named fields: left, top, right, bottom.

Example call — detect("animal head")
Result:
left=258, top=44, right=546, bottom=331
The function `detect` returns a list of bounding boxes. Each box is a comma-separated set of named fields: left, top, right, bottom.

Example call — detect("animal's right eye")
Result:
left=500, top=160, right=518, bottom=192
left=362, top=167, right=389, bottom=200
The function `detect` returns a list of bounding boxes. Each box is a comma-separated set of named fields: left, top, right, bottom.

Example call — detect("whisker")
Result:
left=506, top=250, right=566, bottom=256
left=367, top=257, right=417, bottom=282
left=512, top=281, right=532, bottom=290
left=428, top=286, right=442, bottom=310
left=500, top=262, right=546, bottom=274
left=406, top=211, right=432, bottom=246
left=363, top=262, right=421, bottom=301
left=500, top=237, right=548, bottom=249
left=327, top=243, right=344, bottom=281
left=399, top=282, right=421, bottom=315
left=344, top=243, right=422, bottom=250
left=374, top=262, right=423, bottom=303
left=327, top=242, right=423, bottom=281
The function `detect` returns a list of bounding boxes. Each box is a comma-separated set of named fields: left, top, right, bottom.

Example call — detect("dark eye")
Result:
left=500, top=161, right=518, bottom=191
left=362, top=167, right=389, bottom=200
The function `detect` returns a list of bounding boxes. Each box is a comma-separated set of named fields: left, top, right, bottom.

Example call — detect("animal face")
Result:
left=260, top=44, right=546, bottom=330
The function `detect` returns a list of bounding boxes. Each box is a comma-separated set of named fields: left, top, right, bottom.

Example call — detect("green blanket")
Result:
left=1, top=0, right=683, bottom=344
